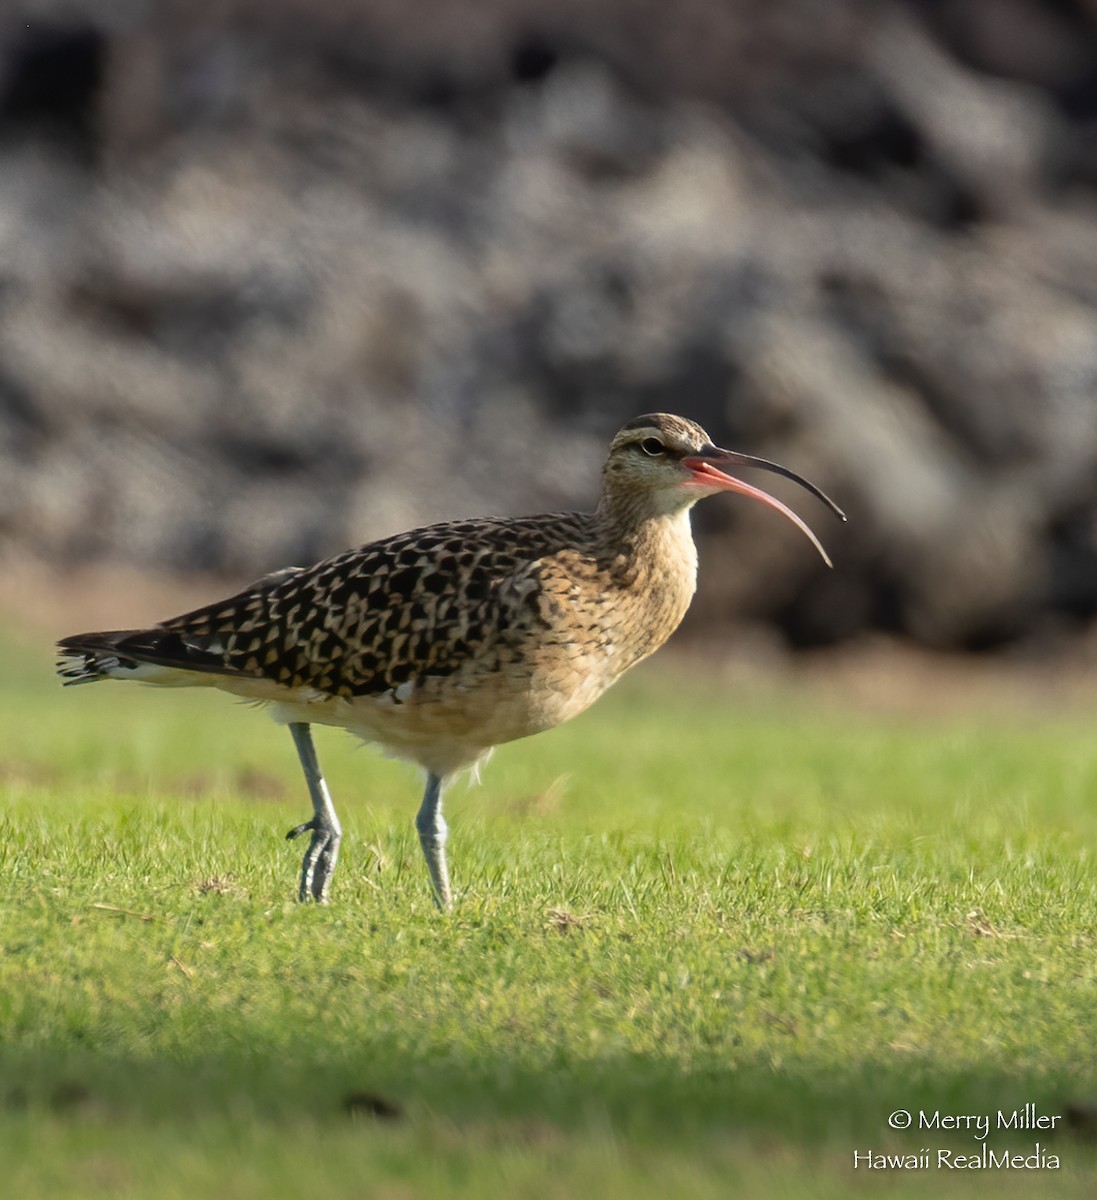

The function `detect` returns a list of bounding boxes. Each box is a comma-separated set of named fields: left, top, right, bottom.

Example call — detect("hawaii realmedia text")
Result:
left=854, top=1144, right=1059, bottom=1170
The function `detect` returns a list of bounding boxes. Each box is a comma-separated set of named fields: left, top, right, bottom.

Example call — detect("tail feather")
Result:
left=56, top=630, right=144, bottom=686
left=57, top=566, right=306, bottom=687
left=56, top=626, right=246, bottom=686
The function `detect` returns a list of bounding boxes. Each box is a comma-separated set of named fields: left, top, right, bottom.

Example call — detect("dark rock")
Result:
left=2, top=0, right=1097, bottom=650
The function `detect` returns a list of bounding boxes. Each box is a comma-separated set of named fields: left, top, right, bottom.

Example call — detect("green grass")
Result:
left=3, top=629, right=1097, bottom=1197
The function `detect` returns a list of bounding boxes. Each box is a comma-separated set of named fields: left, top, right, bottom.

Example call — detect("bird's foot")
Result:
left=286, top=816, right=341, bottom=903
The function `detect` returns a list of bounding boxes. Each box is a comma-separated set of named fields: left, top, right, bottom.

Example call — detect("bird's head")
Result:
left=602, top=413, right=845, bottom=565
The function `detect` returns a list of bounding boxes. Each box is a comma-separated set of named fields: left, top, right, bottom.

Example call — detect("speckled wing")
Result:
left=120, top=514, right=585, bottom=699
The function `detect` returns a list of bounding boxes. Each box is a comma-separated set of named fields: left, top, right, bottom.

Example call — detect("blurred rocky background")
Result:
left=3, top=0, right=1097, bottom=655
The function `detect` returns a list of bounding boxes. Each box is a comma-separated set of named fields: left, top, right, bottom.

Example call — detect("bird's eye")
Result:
left=640, top=438, right=666, bottom=456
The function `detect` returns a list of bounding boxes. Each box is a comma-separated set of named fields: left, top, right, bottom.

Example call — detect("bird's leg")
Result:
left=284, top=722, right=342, bottom=903
left=415, top=772, right=451, bottom=911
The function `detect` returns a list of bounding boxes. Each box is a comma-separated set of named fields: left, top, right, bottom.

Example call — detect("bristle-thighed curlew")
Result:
left=57, top=414, right=844, bottom=909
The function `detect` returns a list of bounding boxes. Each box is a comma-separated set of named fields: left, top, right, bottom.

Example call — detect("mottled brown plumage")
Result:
left=57, top=413, right=843, bottom=907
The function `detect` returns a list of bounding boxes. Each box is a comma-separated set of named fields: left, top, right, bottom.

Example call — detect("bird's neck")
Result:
left=582, top=490, right=700, bottom=671
left=591, top=489, right=700, bottom=585
left=594, top=483, right=697, bottom=547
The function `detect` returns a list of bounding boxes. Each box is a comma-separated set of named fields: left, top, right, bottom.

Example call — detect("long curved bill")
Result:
left=681, top=445, right=846, bottom=568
